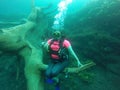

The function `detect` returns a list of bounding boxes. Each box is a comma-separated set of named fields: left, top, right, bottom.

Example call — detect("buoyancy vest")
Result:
left=49, top=39, right=69, bottom=60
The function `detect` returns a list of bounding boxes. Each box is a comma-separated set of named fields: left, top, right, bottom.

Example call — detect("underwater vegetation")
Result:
left=64, top=0, right=120, bottom=90
left=0, top=0, right=120, bottom=90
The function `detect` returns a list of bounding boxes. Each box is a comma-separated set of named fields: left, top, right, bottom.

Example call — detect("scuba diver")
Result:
left=42, top=30, right=83, bottom=90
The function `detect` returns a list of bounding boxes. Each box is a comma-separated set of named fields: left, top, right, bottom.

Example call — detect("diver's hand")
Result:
left=40, top=42, right=45, bottom=47
left=41, top=42, right=45, bottom=45
left=77, top=61, right=83, bottom=67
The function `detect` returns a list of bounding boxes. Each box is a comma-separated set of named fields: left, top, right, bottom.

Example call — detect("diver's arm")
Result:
left=41, top=42, right=49, bottom=51
left=67, top=46, right=83, bottom=67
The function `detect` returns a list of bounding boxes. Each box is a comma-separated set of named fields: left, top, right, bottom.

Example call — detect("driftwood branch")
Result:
left=65, top=61, right=96, bottom=73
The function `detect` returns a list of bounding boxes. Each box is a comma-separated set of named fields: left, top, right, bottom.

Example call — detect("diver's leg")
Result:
left=45, top=61, right=55, bottom=78
left=51, top=60, right=69, bottom=77
left=45, top=61, right=56, bottom=84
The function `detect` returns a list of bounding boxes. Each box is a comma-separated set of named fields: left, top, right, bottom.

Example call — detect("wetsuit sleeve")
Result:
left=63, top=40, right=71, bottom=48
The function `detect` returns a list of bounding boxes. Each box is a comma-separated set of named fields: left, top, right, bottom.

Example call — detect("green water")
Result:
left=0, top=0, right=120, bottom=90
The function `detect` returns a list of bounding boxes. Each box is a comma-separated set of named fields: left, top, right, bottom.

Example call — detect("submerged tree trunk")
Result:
left=0, top=6, right=48, bottom=90
left=19, top=45, right=47, bottom=90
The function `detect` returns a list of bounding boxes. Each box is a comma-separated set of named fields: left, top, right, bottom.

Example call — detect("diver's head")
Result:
left=52, top=30, right=61, bottom=39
